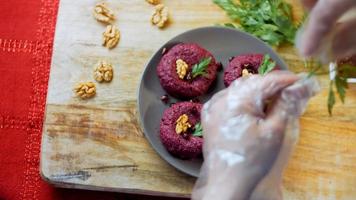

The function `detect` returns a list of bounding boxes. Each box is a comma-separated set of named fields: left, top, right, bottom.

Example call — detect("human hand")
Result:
left=192, top=71, right=319, bottom=200
left=298, top=0, right=356, bottom=60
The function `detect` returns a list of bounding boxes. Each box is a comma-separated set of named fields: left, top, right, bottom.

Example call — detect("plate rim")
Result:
left=137, top=26, right=288, bottom=177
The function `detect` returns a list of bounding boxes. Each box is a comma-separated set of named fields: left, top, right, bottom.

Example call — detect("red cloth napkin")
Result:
left=0, top=0, right=185, bottom=199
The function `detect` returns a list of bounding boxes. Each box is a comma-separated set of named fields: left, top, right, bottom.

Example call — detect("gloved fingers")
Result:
left=300, top=0, right=317, bottom=10
left=332, top=19, right=356, bottom=59
left=201, top=89, right=227, bottom=123
left=281, top=75, right=320, bottom=103
left=210, top=72, right=298, bottom=118
left=300, top=0, right=356, bottom=57
left=205, top=89, right=227, bottom=110
left=262, top=75, right=320, bottom=136
left=258, top=71, right=299, bottom=102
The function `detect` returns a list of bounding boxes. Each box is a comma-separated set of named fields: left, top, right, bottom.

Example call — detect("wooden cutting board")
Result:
left=40, top=0, right=356, bottom=198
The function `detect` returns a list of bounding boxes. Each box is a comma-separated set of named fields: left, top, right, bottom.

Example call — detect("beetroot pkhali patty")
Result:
left=224, top=54, right=264, bottom=87
left=157, top=43, right=218, bottom=99
left=160, top=102, right=203, bottom=159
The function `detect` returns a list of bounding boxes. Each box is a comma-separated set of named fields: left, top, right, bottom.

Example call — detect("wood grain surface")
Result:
left=40, top=0, right=356, bottom=198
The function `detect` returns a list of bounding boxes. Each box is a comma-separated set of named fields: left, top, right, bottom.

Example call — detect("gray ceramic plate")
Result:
left=138, top=26, right=287, bottom=177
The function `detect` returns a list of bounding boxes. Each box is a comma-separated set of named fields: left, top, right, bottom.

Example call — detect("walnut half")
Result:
left=175, top=114, right=191, bottom=134
left=146, top=0, right=160, bottom=5
left=93, top=2, right=115, bottom=24
left=94, top=61, right=114, bottom=82
left=151, top=4, right=169, bottom=28
left=74, top=82, right=96, bottom=99
left=242, top=69, right=252, bottom=77
left=102, top=25, right=120, bottom=49
left=176, top=59, right=189, bottom=79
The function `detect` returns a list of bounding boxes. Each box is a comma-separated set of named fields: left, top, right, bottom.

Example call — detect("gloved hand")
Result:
left=192, top=71, right=320, bottom=200
left=298, top=0, right=356, bottom=61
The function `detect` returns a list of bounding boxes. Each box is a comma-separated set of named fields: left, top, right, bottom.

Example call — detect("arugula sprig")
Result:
left=305, top=60, right=355, bottom=116
left=327, top=69, right=351, bottom=115
left=258, top=54, right=276, bottom=75
left=192, top=122, right=203, bottom=137
left=214, top=0, right=300, bottom=46
left=191, top=57, right=212, bottom=78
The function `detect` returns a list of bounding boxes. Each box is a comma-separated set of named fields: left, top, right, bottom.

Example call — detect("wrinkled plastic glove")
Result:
left=192, top=71, right=320, bottom=200
left=297, top=0, right=356, bottom=61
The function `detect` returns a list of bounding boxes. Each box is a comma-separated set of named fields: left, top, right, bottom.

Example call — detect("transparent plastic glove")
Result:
left=191, top=71, right=320, bottom=200
left=297, top=0, right=356, bottom=62
left=249, top=74, right=320, bottom=200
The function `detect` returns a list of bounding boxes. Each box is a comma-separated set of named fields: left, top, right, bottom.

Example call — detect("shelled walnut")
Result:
left=146, top=0, right=160, bottom=5
left=151, top=4, right=169, bottom=28
left=242, top=69, right=252, bottom=77
left=175, top=114, right=191, bottom=134
left=93, top=2, right=115, bottom=23
left=176, top=59, right=188, bottom=79
left=94, top=61, right=114, bottom=82
left=74, top=82, right=96, bottom=99
left=102, top=25, right=120, bottom=49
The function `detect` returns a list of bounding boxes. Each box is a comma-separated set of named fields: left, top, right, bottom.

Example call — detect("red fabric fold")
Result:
left=0, top=1, right=185, bottom=199
left=0, top=0, right=119, bottom=199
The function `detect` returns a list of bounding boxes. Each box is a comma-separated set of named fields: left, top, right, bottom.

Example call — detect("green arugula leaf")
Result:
left=191, top=57, right=212, bottom=78
left=334, top=75, right=348, bottom=104
left=192, top=122, right=203, bottom=137
left=327, top=62, right=353, bottom=114
left=328, top=80, right=336, bottom=116
left=258, top=54, right=276, bottom=75
left=214, top=0, right=300, bottom=46
left=306, top=60, right=352, bottom=116
left=213, top=0, right=240, bottom=20
left=223, top=23, right=238, bottom=28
